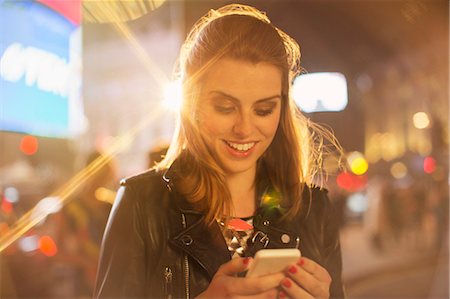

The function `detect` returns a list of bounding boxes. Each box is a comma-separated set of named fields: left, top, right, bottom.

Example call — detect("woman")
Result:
left=95, top=4, right=345, bottom=299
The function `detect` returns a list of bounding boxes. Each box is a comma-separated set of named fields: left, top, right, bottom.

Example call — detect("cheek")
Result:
left=199, top=113, right=233, bottom=139
left=261, top=113, right=281, bottom=138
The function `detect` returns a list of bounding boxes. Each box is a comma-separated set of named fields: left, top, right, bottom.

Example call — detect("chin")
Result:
left=221, top=160, right=257, bottom=176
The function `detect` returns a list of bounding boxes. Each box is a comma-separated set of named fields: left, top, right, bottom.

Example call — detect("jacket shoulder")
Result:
left=115, top=169, right=170, bottom=207
left=120, top=169, right=165, bottom=186
left=301, top=185, right=332, bottom=219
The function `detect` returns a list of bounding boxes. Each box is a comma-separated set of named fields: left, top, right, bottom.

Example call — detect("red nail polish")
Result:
left=288, top=266, right=297, bottom=274
left=297, top=258, right=305, bottom=266
left=243, top=257, right=250, bottom=265
left=282, top=279, right=292, bottom=288
left=279, top=290, right=286, bottom=298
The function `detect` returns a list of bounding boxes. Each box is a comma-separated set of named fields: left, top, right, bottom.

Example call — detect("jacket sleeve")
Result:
left=94, top=183, right=147, bottom=298
left=322, top=191, right=346, bottom=299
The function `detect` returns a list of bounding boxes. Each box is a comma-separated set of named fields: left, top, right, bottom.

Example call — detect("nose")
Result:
left=232, top=113, right=253, bottom=138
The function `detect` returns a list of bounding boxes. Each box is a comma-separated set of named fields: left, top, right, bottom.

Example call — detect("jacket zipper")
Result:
left=164, top=267, right=173, bottom=299
left=181, top=213, right=190, bottom=299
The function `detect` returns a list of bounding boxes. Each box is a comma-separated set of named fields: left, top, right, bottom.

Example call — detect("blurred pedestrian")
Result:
left=52, top=150, right=117, bottom=298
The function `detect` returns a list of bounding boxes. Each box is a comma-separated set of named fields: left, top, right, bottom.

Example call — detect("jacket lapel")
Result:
left=170, top=211, right=231, bottom=279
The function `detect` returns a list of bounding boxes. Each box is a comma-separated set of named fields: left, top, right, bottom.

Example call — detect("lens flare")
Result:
left=0, top=107, right=162, bottom=252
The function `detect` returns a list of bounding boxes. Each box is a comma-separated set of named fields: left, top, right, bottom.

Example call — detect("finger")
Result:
left=217, top=257, right=253, bottom=276
left=297, top=258, right=332, bottom=283
left=286, top=264, right=328, bottom=298
left=280, top=277, right=314, bottom=299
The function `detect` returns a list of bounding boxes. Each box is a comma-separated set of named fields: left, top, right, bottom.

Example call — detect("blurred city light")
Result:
left=18, top=235, right=39, bottom=252
left=163, top=79, right=183, bottom=112
left=39, top=235, right=58, bottom=257
left=4, top=187, right=19, bottom=203
left=347, top=151, right=369, bottom=175
left=1, top=1, right=85, bottom=138
left=423, top=156, right=436, bottom=174
left=1, top=198, right=13, bottom=214
left=0, top=108, right=162, bottom=252
left=390, top=162, right=408, bottom=179
left=19, top=135, right=39, bottom=155
left=30, top=196, right=63, bottom=226
left=292, top=72, right=348, bottom=113
left=413, top=112, right=430, bottom=129
left=346, top=192, right=368, bottom=213
left=336, top=172, right=367, bottom=192
left=95, top=187, right=116, bottom=205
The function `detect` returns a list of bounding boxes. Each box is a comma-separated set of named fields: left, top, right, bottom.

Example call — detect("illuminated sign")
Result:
left=292, top=72, right=348, bottom=113
left=0, top=0, right=84, bottom=138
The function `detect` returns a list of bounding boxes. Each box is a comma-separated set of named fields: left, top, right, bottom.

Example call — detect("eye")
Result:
left=254, top=102, right=278, bottom=117
left=255, top=109, right=274, bottom=117
left=214, top=105, right=235, bottom=114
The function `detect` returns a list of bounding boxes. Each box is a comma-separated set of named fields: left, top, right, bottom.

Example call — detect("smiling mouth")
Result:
left=224, top=140, right=257, bottom=152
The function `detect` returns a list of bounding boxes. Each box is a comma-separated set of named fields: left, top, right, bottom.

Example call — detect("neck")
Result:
left=226, top=166, right=257, bottom=218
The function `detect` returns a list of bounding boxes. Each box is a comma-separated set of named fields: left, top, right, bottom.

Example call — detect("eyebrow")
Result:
left=209, top=90, right=281, bottom=104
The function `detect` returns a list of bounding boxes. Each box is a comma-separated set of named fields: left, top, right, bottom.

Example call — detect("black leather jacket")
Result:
left=94, top=168, right=345, bottom=298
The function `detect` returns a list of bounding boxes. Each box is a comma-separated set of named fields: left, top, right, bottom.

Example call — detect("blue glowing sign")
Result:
left=0, top=0, right=84, bottom=137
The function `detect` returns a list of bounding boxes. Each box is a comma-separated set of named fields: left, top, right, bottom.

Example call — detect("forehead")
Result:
left=200, top=58, right=282, bottom=101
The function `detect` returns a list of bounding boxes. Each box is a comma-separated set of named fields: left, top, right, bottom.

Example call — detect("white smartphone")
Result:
left=246, top=248, right=301, bottom=277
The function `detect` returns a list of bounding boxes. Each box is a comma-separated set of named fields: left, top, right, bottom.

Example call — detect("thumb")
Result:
left=217, top=257, right=253, bottom=276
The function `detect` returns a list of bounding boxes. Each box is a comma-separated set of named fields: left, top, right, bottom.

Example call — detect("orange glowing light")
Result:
left=20, top=136, right=38, bottom=155
left=1, top=199, right=13, bottom=214
left=38, top=236, right=57, bottom=257
left=423, top=157, right=436, bottom=174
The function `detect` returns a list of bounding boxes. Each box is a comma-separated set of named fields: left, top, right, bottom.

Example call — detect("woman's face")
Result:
left=197, top=58, right=282, bottom=177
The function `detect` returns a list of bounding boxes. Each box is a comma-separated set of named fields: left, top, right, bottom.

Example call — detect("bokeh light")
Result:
left=1, top=198, right=13, bottom=214
left=95, top=187, right=116, bottom=204
left=390, top=162, right=408, bottom=179
left=20, top=135, right=39, bottom=155
left=347, top=151, right=369, bottom=175
left=336, top=172, right=367, bottom=192
left=18, top=235, right=39, bottom=252
left=423, top=156, right=436, bottom=174
left=4, top=187, right=19, bottom=203
left=39, top=235, right=58, bottom=256
left=413, top=112, right=430, bottom=129
left=346, top=192, right=368, bottom=213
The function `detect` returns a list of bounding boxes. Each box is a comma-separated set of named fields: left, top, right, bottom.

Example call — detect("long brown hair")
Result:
left=157, top=4, right=342, bottom=224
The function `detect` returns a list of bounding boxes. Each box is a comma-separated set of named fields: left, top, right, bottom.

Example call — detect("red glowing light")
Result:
left=423, top=157, right=436, bottom=174
left=336, top=172, right=367, bottom=192
left=1, top=198, right=13, bottom=214
left=20, top=135, right=38, bottom=155
left=39, top=236, right=58, bottom=257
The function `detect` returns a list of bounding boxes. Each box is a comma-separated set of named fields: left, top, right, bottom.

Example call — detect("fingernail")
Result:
left=288, top=266, right=297, bottom=274
left=282, top=279, right=292, bottom=288
left=279, top=290, right=286, bottom=298
left=297, top=258, right=305, bottom=266
left=243, top=257, right=250, bottom=265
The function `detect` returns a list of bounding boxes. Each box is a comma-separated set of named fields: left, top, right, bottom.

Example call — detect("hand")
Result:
left=197, top=257, right=285, bottom=299
left=279, top=257, right=331, bottom=299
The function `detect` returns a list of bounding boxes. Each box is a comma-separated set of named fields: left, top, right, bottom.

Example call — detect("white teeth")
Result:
left=226, top=141, right=255, bottom=151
